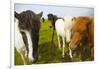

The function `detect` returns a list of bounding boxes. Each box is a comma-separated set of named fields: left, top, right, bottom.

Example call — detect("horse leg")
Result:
left=69, top=47, right=73, bottom=58
left=90, top=47, right=94, bottom=60
left=68, top=43, right=73, bottom=58
left=16, top=48, right=26, bottom=65
left=62, top=37, right=65, bottom=57
left=20, top=53, right=26, bottom=65
left=25, top=50, right=28, bottom=58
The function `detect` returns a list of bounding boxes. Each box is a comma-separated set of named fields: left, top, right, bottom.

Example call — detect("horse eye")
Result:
left=20, top=31, right=25, bottom=34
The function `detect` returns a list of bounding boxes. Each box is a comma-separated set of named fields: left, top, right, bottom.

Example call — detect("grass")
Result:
left=14, top=19, right=92, bottom=65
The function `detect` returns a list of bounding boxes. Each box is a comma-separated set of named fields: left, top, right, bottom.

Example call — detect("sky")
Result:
left=15, top=3, right=94, bottom=18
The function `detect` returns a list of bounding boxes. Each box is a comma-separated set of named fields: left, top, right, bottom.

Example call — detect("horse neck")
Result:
left=53, top=16, right=59, bottom=30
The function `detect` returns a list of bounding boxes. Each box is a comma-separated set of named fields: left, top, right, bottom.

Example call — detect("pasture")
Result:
left=14, top=19, right=90, bottom=65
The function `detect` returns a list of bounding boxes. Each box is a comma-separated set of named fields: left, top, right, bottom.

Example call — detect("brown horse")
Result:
left=69, top=16, right=94, bottom=61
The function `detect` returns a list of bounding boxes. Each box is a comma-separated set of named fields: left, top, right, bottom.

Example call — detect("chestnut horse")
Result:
left=69, top=16, right=94, bottom=61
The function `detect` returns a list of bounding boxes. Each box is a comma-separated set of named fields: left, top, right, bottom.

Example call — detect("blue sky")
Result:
left=15, top=3, right=94, bottom=18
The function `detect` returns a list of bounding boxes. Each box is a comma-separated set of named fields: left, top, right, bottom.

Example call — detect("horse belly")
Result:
left=55, top=19, right=65, bottom=36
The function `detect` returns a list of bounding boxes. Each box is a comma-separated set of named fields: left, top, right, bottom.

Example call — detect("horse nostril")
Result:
left=49, top=26, right=52, bottom=28
left=68, top=42, right=70, bottom=44
left=67, top=42, right=70, bottom=46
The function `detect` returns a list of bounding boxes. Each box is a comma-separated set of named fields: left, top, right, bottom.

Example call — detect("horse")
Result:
left=41, top=17, right=45, bottom=23
left=14, top=10, right=43, bottom=64
left=55, top=17, right=74, bottom=57
left=47, top=13, right=74, bottom=57
left=69, top=16, right=94, bottom=61
left=47, top=13, right=58, bottom=44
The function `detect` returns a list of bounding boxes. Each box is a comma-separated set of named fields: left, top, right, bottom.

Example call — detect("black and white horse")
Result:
left=47, top=14, right=58, bottom=43
left=14, top=10, right=43, bottom=64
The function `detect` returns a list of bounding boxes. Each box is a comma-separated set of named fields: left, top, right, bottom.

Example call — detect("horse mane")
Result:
left=15, top=10, right=41, bottom=31
left=72, top=16, right=89, bottom=33
left=47, top=13, right=58, bottom=29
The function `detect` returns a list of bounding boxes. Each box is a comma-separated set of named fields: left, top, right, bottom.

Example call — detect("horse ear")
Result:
left=87, top=17, right=90, bottom=24
left=72, top=17, right=76, bottom=21
left=15, top=11, right=20, bottom=19
left=87, top=16, right=94, bottom=24
left=37, top=11, right=43, bottom=18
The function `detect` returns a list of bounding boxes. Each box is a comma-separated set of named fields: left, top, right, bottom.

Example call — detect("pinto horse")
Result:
left=14, top=10, right=43, bottom=64
left=47, top=13, right=74, bottom=57
left=69, top=16, right=94, bottom=60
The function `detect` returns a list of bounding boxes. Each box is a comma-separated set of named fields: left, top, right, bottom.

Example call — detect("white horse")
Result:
left=55, top=17, right=74, bottom=57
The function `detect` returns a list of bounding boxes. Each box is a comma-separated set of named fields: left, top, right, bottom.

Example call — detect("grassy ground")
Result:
left=14, top=19, right=91, bottom=65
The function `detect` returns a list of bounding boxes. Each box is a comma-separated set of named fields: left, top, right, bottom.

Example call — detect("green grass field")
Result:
left=14, top=19, right=91, bottom=65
